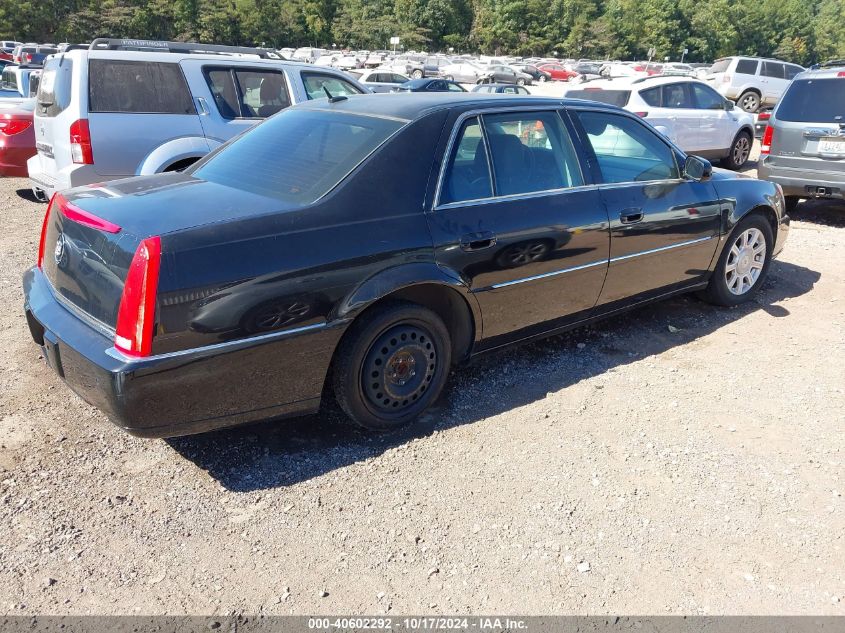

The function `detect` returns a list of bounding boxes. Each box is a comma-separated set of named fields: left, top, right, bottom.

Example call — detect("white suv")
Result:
left=705, top=56, right=804, bottom=112
left=565, top=76, right=756, bottom=169
left=27, top=39, right=366, bottom=201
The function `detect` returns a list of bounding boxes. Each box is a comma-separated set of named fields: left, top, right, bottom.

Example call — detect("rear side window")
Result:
left=440, top=117, right=492, bottom=204
left=566, top=89, right=631, bottom=107
left=576, top=110, right=679, bottom=183
left=661, top=83, right=694, bottom=108
left=640, top=87, right=661, bottom=107
left=735, top=59, right=759, bottom=75
left=193, top=109, right=403, bottom=204
left=205, top=67, right=290, bottom=119
left=302, top=72, right=363, bottom=100
left=0, top=67, right=16, bottom=91
left=776, top=79, right=845, bottom=123
left=785, top=64, right=804, bottom=80
left=89, top=60, right=195, bottom=114
left=761, top=62, right=785, bottom=79
left=37, top=57, right=74, bottom=117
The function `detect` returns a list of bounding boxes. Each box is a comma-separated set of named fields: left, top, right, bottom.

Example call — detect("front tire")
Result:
left=411, top=69, right=423, bottom=79
left=332, top=302, right=452, bottom=431
left=538, top=74, right=547, bottom=82
left=516, top=78, right=526, bottom=86
left=737, top=90, right=760, bottom=113
left=702, top=214, right=773, bottom=306
left=723, top=131, right=752, bottom=170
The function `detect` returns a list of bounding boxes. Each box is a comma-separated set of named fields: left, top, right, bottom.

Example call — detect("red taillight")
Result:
left=838, top=71, right=845, bottom=77
left=114, top=237, right=162, bottom=357
left=37, top=195, right=55, bottom=268
left=722, top=74, right=731, bottom=83
left=69, top=119, right=93, bottom=165
left=761, top=125, right=774, bottom=154
left=52, top=193, right=121, bottom=233
left=758, top=112, right=771, bottom=121
left=634, top=111, right=648, bottom=117
left=24, top=53, right=32, bottom=63
left=0, top=117, right=32, bottom=135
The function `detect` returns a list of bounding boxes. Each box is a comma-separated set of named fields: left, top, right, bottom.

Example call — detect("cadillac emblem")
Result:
left=54, top=233, right=65, bottom=265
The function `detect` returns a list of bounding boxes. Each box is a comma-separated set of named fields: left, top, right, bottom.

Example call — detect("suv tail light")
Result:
left=115, top=237, right=162, bottom=357
left=757, top=111, right=771, bottom=122
left=69, top=119, right=94, bottom=164
left=761, top=125, right=774, bottom=154
left=24, top=53, right=32, bottom=63
left=634, top=111, right=648, bottom=118
left=0, top=117, right=32, bottom=135
left=722, top=74, right=731, bottom=83
left=37, top=194, right=55, bottom=268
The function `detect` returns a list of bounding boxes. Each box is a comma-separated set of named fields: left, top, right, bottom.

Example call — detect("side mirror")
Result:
left=724, top=99, right=735, bottom=111
left=684, top=155, right=712, bottom=181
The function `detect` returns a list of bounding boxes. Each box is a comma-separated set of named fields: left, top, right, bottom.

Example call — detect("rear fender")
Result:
left=137, top=136, right=211, bottom=175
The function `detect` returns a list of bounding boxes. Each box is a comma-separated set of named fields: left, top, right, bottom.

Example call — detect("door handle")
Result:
left=620, top=209, right=644, bottom=224
left=460, top=231, right=497, bottom=251
left=195, top=97, right=210, bottom=115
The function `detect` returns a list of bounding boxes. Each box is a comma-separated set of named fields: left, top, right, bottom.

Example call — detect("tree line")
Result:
left=1, top=0, right=843, bottom=65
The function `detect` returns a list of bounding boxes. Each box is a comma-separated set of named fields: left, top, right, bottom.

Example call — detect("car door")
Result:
left=760, top=61, right=786, bottom=103
left=570, top=108, right=721, bottom=306
left=691, top=82, right=735, bottom=151
left=426, top=109, right=610, bottom=346
left=658, top=82, right=701, bottom=151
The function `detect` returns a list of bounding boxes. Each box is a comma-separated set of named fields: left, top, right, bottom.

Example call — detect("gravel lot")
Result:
left=1, top=143, right=844, bottom=616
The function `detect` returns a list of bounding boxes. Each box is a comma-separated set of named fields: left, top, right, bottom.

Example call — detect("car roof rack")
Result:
left=816, top=59, right=845, bottom=69
left=88, top=38, right=281, bottom=59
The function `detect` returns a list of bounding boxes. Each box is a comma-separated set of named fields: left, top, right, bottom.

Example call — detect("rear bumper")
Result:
left=758, top=159, right=845, bottom=199
left=26, top=158, right=100, bottom=201
left=23, top=267, right=342, bottom=438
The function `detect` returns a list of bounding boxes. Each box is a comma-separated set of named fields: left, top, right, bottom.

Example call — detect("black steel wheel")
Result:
left=332, top=302, right=451, bottom=430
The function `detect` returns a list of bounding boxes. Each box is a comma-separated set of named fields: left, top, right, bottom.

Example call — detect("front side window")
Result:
left=194, top=109, right=403, bottom=204
left=691, top=83, right=724, bottom=110
left=302, top=72, right=363, bottom=100
left=576, top=110, right=679, bottom=183
left=483, top=111, right=584, bottom=196
left=735, top=59, right=759, bottom=75
left=446, top=82, right=464, bottom=92
left=88, top=59, right=195, bottom=114
left=440, top=117, right=492, bottom=205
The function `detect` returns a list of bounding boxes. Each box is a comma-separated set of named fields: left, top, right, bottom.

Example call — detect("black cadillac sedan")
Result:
left=23, top=94, right=790, bottom=438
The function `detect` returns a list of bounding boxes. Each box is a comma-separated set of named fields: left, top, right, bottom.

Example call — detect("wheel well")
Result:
left=739, top=87, right=761, bottom=96
left=745, top=206, right=778, bottom=240
left=354, top=284, right=476, bottom=364
left=163, top=157, right=200, bottom=173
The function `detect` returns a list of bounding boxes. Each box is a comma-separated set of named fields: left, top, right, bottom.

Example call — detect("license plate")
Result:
left=818, top=138, right=845, bottom=155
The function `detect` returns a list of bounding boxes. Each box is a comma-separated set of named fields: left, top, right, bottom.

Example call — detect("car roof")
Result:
left=296, top=92, right=616, bottom=122
left=795, top=66, right=845, bottom=79
left=57, top=48, right=314, bottom=67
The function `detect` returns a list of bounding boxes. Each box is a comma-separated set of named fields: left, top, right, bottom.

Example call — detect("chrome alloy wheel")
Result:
left=725, top=228, right=766, bottom=295
left=733, top=135, right=751, bottom=165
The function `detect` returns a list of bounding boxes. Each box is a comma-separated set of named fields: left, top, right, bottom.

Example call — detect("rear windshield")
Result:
left=566, top=89, right=631, bottom=107
left=37, top=56, right=73, bottom=117
left=88, top=59, right=195, bottom=114
left=193, top=109, right=404, bottom=204
left=708, top=59, right=731, bottom=74
left=777, top=78, right=845, bottom=123
left=0, top=67, right=17, bottom=92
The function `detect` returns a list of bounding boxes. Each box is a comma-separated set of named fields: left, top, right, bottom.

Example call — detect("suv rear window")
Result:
left=88, top=59, right=195, bottom=114
left=566, top=89, right=631, bottom=107
left=193, top=109, right=404, bottom=204
left=37, top=57, right=73, bottom=117
left=776, top=79, right=845, bottom=123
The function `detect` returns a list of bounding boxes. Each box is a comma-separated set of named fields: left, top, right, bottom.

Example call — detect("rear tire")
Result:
left=737, top=90, right=760, bottom=113
left=723, top=131, right=752, bottom=170
left=701, top=214, right=773, bottom=306
left=516, top=78, right=526, bottom=86
left=538, top=74, right=548, bottom=82
left=332, top=302, right=452, bottom=431
left=411, top=69, right=423, bottom=79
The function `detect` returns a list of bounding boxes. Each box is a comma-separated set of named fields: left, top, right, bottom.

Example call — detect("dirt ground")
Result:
left=1, top=145, right=843, bottom=616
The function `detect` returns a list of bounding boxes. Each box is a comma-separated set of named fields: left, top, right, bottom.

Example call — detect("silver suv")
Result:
left=27, top=39, right=366, bottom=201
left=757, top=62, right=845, bottom=211
left=706, top=56, right=804, bottom=113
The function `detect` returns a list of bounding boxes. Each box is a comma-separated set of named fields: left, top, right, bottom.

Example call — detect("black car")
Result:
left=393, top=78, right=466, bottom=93
left=23, top=94, right=790, bottom=438
left=513, top=64, right=552, bottom=83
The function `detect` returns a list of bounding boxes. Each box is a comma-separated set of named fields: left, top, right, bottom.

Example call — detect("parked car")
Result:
left=537, top=62, right=579, bottom=81
left=423, top=56, right=455, bottom=78
left=0, top=41, right=23, bottom=62
left=471, top=83, right=530, bottom=95
left=383, top=55, right=426, bottom=79
left=291, top=47, right=326, bottom=63
left=512, top=64, right=551, bottom=83
left=441, top=60, right=487, bottom=83
left=12, top=44, right=58, bottom=65
left=393, top=78, right=466, bottom=92
left=22, top=93, right=789, bottom=437
left=598, top=62, right=648, bottom=79
left=757, top=63, right=845, bottom=211
left=348, top=69, right=410, bottom=93
left=0, top=98, right=36, bottom=176
left=705, top=56, right=804, bottom=113
left=26, top=38, right=367, bottom=201
left=0, top=64, right=41, bottom=102
left=565, top=76, right=755, bottom=169
left=479, top=65, right=533, bottom=85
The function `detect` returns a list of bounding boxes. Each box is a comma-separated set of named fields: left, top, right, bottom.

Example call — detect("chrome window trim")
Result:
left=105, top=321, right=337, bottom=364
left=474, top=235, right=714, bottom=292
left=436, top=183, right=598, bottom=211
left=432, top=103, right=569, bottom=210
